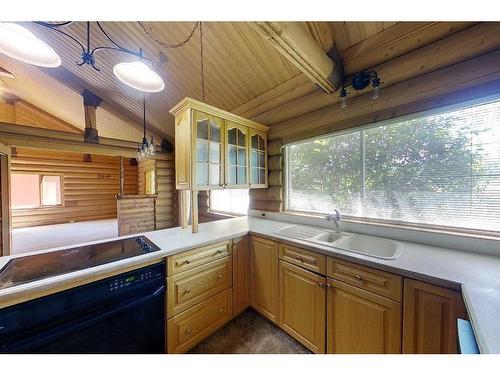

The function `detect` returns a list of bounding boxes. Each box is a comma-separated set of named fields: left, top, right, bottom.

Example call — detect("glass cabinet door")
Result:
left=194, top=111, right=223, bottom=188
left=250, top=130, right=267, bottom=187
left=226, top=122, right=249, bottom=187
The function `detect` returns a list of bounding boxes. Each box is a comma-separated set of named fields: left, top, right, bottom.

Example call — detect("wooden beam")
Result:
left=270, top=49, right=500, bottom=141
left=251, top=22, right=342, bottom=93
left=0, top=122, right=172, bottom=159
left=257, top=22, right=500, bottom=126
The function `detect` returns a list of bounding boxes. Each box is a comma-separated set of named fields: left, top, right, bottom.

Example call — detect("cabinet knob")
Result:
left=217, top=273, right=223, bottom=279
left=185, top=288, right=191, bottom=294
left=354, top=274, right=362, bottom=281
left=295, top=255, right=302, bottom=261
left=219, top=308, right=223, bottom=313
left=216, top=249, right=224, bottom=254
left=185, top=328, right=192, bottom=334
left=326, top=282, right=332, bottom=288
left=184, top=259, right=191, bottom=265
left=318, top=282, right=324, bottom=287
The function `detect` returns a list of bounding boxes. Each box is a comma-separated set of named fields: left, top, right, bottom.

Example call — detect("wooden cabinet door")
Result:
left=403, top=278, right=466, bottom=354
left=279, top=260, right=326, bottom=353
left=225, top=121, right=249, bottom=188
left=249, top=130, right=267, bottom=188
left=193, top=110, right=224, bottom=190
left=250, top=236, right=279, bottom=322
left=327, top=278, right=402, bottom=354
left=233, top=236, right=250, bottom=315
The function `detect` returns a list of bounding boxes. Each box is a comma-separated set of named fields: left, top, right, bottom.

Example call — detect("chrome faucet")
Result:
left=326, top=210, right=342, bottom=233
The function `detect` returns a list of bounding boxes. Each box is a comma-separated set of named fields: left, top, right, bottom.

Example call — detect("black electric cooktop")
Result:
left=0, top=236, right=161, bottom=290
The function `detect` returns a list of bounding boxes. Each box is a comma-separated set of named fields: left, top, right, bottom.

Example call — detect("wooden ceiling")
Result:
left=1, top=21, right=492, bottom=143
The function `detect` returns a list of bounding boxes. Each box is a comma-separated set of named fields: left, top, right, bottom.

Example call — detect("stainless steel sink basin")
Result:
left=274, top=224, right=401, bottom=260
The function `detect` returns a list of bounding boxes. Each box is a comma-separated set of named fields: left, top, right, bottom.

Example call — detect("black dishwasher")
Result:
left=0, top=262, right=165, bottom=353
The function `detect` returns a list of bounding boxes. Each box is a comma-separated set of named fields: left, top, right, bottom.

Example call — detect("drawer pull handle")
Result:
left=185, top=328, right=192, bottom=334
left=354, top=274, right=362, bottom=281
left=318, top=282, right=324, bottom=288
left=219, top=308, right=223, bottom=313
left=217, top=273, right=223, bottom=279
left=184, top=259, right=191, bottom=265
left=326, top=283, right=332, bottom=288
left=185, top=288, right=191, bottom=294
left=295, top=255, right=302, bottom=261
left=216, top=249, right=224, bottom=255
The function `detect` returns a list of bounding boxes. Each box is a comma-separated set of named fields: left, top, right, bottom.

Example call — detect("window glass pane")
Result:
left=237, top=166, right=247, bottom=184
left=228, top=127, right=237, bottom=145
left=286, top=97, right=500, bottom=233
left=196, top=140, right=208, bottom=162
left=237, top=129, right=246, bottom=147
left=41, top=175, right=62, bottom=206
left=210, top=121, right=220, bottom=143
left=196, top=162, right=208, bottom=185
left=237, top=148, right=246, bottom=166
left=209, top=142, right=220, bottom=164
left=210, top=189, right=249, bottom=215
left=197, top=120, right=209, bottom=140
left=209, top=164, right=220, bottom=186
left=11, top=174, right=40, bottom=209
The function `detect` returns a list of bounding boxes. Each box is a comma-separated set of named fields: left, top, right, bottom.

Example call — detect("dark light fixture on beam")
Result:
left=0, top=21, right=165, bottom=93
left=339, top=71, right=381, bottom=108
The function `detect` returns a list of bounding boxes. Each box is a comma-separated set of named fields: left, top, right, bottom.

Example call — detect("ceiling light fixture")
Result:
left=0, top=22, right=61, bottom=68
left=338, top=71, right=381, bottom=108
left=137, top=94, right=156, bottom=161
left=0, top=21, right=164, bottom=93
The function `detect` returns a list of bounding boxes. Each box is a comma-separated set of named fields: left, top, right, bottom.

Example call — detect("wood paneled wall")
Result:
left=11, top=148, right=138, bottom=228
left=137, top=155, right=177, bottom=230
left=117, top=195, right=156, bottom=236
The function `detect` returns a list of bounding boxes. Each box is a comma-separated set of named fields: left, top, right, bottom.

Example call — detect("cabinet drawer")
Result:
left=167, top=241, right=231, bottom=276
left=327, top=257, right=402, bottom=302
left=279, top=243, right=326, bottom=275
left=167, top=288, right=233, bottom=354
left=167, top=256, right=233, bottom=317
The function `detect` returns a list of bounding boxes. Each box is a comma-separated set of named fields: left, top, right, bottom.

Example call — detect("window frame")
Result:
left=283, top=94, right=500, bottom=239
left=11, top=172, right=64, bottom=210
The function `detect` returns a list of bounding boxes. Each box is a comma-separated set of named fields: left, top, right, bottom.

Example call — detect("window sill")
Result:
left=206, top=210, right=245, bottom=219
left=283, top=209, right=500, bottom=241
left=250, top=209, right=500, bottom=257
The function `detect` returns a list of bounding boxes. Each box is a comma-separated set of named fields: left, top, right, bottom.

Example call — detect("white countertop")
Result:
left=1, top=216, right=499, bottom=353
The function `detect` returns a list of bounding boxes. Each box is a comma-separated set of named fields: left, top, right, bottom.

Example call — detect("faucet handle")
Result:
left=334, top=209, right=342, bottom=221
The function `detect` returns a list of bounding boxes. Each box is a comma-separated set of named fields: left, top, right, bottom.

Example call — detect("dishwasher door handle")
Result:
left=1, top=283, right=165, bottom=353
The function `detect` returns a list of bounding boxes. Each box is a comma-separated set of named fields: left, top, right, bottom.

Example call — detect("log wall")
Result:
left=11, top=148, right=138, bottom=228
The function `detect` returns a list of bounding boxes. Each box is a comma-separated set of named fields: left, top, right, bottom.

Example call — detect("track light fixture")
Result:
left=339, top=71, right=381, bottom=108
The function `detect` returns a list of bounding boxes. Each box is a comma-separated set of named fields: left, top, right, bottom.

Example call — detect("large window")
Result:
left=209, top=189, right=249, bottom=216
left=11, top=174, right=62, bottom=209
left=286, top=97, right=500, bottom=234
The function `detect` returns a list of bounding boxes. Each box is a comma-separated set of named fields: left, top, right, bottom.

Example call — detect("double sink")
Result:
left=275, top=224, right=402, bottom=260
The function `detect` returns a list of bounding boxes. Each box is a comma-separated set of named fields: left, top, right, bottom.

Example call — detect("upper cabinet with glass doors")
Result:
left=171, top=97, right=269, bottom=191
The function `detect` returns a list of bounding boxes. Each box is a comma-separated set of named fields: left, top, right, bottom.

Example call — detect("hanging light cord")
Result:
left=200, top=22, right=206, bottom=101
left=143, top=93, right=147, bottom=141
left=137, top=21, right=199, bottom=48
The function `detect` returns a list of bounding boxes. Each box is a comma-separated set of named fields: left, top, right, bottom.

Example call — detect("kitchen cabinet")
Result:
left=327, top=278, right=402, bottom=353
left=249, top=130, right=268, bottom=187
left=232, top=236, right=250, bottom=315
left=403, top=278, right=467, bottom=354
left=250, top=236, right=279, bottom=323
left=170, top=97, right=269, bottom=191
left=278, top=260, right=326, bottom=353
left=225, top=121, right=249, bottom=188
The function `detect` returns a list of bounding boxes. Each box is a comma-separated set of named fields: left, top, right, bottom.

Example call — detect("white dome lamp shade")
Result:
left=0, top=23, right=61, bottom=68
left=113, top=61, right=165, bottom=93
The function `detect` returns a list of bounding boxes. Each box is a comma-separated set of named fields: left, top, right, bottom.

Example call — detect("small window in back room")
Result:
left=11, top=174, right=40, bottom=209
left=210, top=189, right=249, bottom=216
left=11, top=174, right=62, bottom=209
left=41, top=175, right=62, bottom=206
